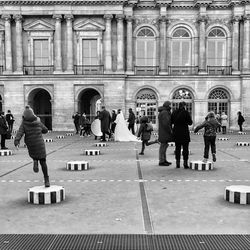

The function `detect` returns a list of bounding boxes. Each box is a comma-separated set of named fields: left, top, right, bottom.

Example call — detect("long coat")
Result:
left=14, top=117, right=48, bottom=159
left=0, top=115, right=8, bottom=134
left=99, top=109, right=111, bottom=133
left=158, top=106, right=172, bottom=143
left=172, top=108, right=193, bottom=143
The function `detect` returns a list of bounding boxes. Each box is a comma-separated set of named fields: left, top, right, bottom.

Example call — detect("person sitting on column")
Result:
left=5, top=110, right=15, bottom=133
left=194, top=111, right=221, bottom=163
left=127, top=108, right=136, bottom=135
left=14, top=106, right=50, bottom=187
left=137, top=116, right=158, bottom=155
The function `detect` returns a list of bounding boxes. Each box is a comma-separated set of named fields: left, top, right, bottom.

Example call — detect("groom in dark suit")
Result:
left=99, top=106, right=111, bottom=141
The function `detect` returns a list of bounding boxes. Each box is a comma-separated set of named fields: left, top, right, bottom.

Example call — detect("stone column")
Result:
left=126, top=16, right=133, bottom=74
left=159, top=16, right=167, bottom=75
left=231, top=16, right=241, bottom=74
left=116, top=14, right=124, bottom=73
left=2, top=14, right=12, bottom=74
left=104, top=14, right=113, bottom=73
left=14, top=14, right=23, bottom=74
left=53, top=14, right=62, bottom=73
left=242, top=14, right=250, bottom=74
left=65, top=14, right=74, bottom=74
left=197, top=15, right=207, bottom=74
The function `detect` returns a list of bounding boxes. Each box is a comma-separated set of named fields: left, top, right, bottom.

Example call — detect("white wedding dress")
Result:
left=114, top=111, right=140, bottom=142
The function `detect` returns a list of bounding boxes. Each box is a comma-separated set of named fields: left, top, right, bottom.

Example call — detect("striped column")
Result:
left=85, top=149, right=100, bottom=156
left=190, top=161, right=213, bottom=171
left=66, top=161, right=89, bottom=171
left=225, top=185, right=250, bottom=205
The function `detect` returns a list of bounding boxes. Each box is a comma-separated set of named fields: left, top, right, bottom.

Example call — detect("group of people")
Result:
left=0, top=110, right=14, bottom=150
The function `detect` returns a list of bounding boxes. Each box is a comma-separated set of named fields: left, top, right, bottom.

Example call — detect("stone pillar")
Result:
left=65, top=14, right=74, bottom=74
left=14, top=14, right=23, bottom=74
left=242, top=14, right=250, bottom=74
left=53, top=14, right=62, bottom=73
left=126, top=16, right=133, bottom=74
left=116, top=14, right=124, bottom=73
left=104, top=14, right=113, bottom=73
left=197, top=15, right=207, bottom=74
left=2, top=14, right=12, bottom=74
left=231, top=16, right=241, bottom=74
left=159, top=16, right=168, bottom=75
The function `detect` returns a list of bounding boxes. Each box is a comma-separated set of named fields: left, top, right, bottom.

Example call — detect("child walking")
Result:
left=137, top=116, right=158, bottom=155
left=194, top=111, right=221, bottom=162
left=14, top=106, right=50, bottom=187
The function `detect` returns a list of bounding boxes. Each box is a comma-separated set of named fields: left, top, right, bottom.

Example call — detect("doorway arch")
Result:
left=78, top=88, right=101, bottom=122
left=28, top=88, right=52, bottom=130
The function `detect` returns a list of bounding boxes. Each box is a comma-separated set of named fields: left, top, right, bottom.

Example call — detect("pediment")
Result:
left=74, top=19, right=105, bottom=31
left=24, top=19, right=55, bottom=31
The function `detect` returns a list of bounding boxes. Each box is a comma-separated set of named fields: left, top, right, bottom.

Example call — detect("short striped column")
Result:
left=11, top=135, right=15, bottom=139
left=228, top=130, right=234, bottom=133
left=44, top=138, right=53, bottom=143
left=66, top=161, right=89, bottom=170
left=195, top=132, right=203, bottom=135
left=85, top=149, right=100, bottom=156
left=66, top=133, right=74, bottom=136
left=0, top=150, right=13, bottom=156
left=152, top=132, right=158, bottom=137
left=218, top=138, right=229, bottom=141
left=48, top=130, right=52, bottom=133
left=168, top=142, right=175, bottom=147
left=236, top=142, right=250, bottom=146
left=28, top=185, right=65, bottom=205
left=56, top=135, right=65, bottom=139
left=238, top=131, right=247, bottom=135
left=189, top=160, right=213, bottom=171
left=224, top=185, right=250, bottom=205
left=95, top=142, right=107, bottom=147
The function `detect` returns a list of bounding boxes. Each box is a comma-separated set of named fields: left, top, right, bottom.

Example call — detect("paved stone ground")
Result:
left=0, top=131, right=250, bottom=234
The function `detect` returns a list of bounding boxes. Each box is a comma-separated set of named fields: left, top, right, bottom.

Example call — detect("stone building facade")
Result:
left=0, top=0, right=249, bottom=130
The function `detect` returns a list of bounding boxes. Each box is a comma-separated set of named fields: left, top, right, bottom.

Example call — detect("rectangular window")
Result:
left=34, top=39, right=49, bottom=66
left=207, top=40, right=226, bottom=66
left=172, top=41, right=190, bottom=66
left=82, top=39, right=98, bottom=65
left=136, top=40, right=155, bottom=66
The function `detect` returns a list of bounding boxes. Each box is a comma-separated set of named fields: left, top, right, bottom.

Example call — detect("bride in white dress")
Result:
left=114, top=110, right=140, bottom=142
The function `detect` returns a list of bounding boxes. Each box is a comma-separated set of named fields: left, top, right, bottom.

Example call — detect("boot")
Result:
left=176, top=160, right=180, bottom=168
left=44, top=176, right=50, bottom=188
left=183, top=160, right=189, bottom=169
left=33, top=160, right=39, bottom=173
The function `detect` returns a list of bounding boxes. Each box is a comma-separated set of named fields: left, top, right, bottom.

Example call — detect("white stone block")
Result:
left=225, top=185, right=250, bottom=205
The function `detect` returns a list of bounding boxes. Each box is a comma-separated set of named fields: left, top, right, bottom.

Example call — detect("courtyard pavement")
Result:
left=0, top=130, right=250, bottom=236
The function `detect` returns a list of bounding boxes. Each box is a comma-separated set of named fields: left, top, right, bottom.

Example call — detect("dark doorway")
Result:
left=28, top=89, right=52, bottom=130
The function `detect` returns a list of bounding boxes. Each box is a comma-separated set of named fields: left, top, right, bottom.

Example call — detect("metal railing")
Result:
left=207, top=66, right=232, bottom=75
left=134, top=66, right=159, bottom=75
left=168, top=66, right=199, bottom=75
left=23, top=65, right=54, bottom=75
left=74, top=65, right=104, bottom=75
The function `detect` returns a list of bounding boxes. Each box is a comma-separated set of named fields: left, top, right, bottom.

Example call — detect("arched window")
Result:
left=207, top=28, right=227, bottom=66
left=208, top=88, right=229, bottom=116
left=136, top=27, right=156, bottom=66
left=171, top=28, right=191, bottom=66
left=172, top=88, right=193, bottom=117
left=136, top=88, right=157, bottom=124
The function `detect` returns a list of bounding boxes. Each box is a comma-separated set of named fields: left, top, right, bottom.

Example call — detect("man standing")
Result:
left=99, top=106, right=111, bottom=141
left=0, top=111, right=8, bottom=149
left=172, top=101, right=193, bottom=169
left=127, top=108, right=136, bottom=135
left=6, top=110, right=14, bottom=133
left=158, top=101, right=172, bottom=166
left=72, top=112, right=80, bottom=134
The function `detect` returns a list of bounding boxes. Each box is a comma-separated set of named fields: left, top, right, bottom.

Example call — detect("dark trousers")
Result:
left=1, top=134, right=6, bottom=148
left=159, top=142, right=169, bottom=163
left=222, top=126, right=226, bottom=134
left=101, top=131, right=111, bottom=141
left=175, top=142, right=189, bottom=161
left=239, top=124, right=243, bottom=132
left=203, top=136, right=216, bottom=159
left=140, top=139, right=157, bottom=153
left=128, top=123, right=135, bottom=135
left=33, top=158, right=49, bottom=177
left=8, top=122, right=14, bottom=133
left=111, top=123, right=116, bottom=134
left=74, top=122, right=79, bottom=134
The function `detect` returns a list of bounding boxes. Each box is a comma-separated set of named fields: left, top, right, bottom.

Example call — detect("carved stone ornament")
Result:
left=197, top=15, right=208, bottom=23
left=135, top=17, right=159, bottom=28
left=65, top=14, right=74, bottom=21
left=243, top=14, right=250, bottom=21
left=104, top=14, right=113, bottom=20
left=52, top=14, right=62, bottom=20
left=232, top=15, right=242, bottom=23
left=13, top=14, right=22, bottom=22
left=116, top=14, right=125, bottom=20
left=1, top=14, right=11, bottom=21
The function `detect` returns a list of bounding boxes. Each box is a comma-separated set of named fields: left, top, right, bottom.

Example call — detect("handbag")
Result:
left=5, top=130, right=11, bottom=140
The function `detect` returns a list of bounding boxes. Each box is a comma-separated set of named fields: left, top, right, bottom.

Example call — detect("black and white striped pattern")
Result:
left=95, top=143, right=107, bottom=147
left=11, top=135, right=15, bottom=139
left=66, top=161, right=89, bottom=170
left=48, top=130, right=52, bottom=133
left=28, top=185, right=65, bottom=205
left=218, top=138, right=229, bottom=141
left=56, top=135, right=65, bottom=139
left=195, top=132, right=203, bottom=135
left=85, top=149, right=100, bottom=156
left=0, top=150, right=13, bottom=156
left=224, top=185, right=250, bottom=205
left=168, top=142, right=175, bottom=147
left=66, top=133, right=74, bottom=136
left=236, top=142, right=250, bottom=146
left=238, top=131, right=247, bottom=135
left=190, top=161, right=213, bottom=171
left=44, top=138, right=53, bottom=143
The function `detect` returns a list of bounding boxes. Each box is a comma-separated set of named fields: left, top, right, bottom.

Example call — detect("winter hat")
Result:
left=207, top=111, right=215, bottom=118
left=140, top=116, right=148, bottom=123
left=163, top=101, right=171, bottom=108
left=23, top=106, right=36, bottom=121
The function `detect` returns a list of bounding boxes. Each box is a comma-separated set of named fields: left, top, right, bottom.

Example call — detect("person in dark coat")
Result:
left=172, top=101, right=193, bottom=169
left=137, top=116, right=158, bottom=155
left=237, top=111, right=245, bottom=132
left=0, top=111, right=8, bottom=149
left=72, top=112, right=80, bottom=134
left=127, top=108, right=136, bottom=135
left=5, top=110, right=14, bottom=133
left=158, top=101, right=173, bottom=166
left=14, top=106, right=50, bottom=187
left=110, top=110, right=117, bottom=134
left=99, top=106, right=111, bottom=142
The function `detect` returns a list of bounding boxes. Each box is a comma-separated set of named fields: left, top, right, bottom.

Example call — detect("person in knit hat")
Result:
left=14, top=106, right=50, bottom=187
